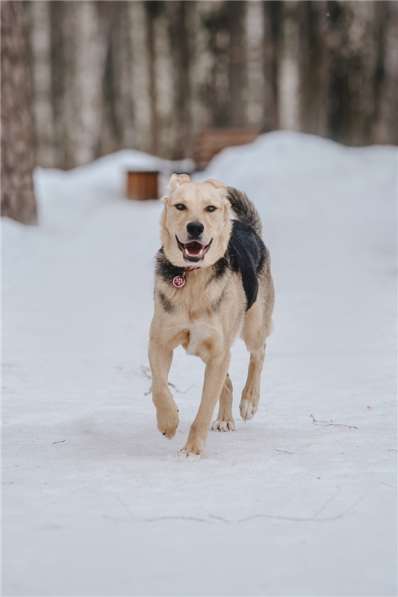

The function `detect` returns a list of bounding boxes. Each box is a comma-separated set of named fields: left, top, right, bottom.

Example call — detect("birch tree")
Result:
left=1, top=1, right=37, bottom=224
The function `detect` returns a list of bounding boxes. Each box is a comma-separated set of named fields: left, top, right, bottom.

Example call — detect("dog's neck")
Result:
left=156, top=248, right=228, bottom=286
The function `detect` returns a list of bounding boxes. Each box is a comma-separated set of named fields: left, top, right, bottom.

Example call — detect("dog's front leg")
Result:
left=182, top=351, right=230, bottom=456
left=149, top=332, right=179, bottom=439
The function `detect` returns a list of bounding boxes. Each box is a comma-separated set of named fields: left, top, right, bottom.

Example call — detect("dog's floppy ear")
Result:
left=168, top=173, right=191, bottom=193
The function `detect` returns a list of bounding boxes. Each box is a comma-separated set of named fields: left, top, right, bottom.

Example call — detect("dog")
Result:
left=148, top=174, right=274, bottom=456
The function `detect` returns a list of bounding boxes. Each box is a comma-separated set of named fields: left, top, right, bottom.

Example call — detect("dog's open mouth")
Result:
left=176, top=236, right=213, bottom=262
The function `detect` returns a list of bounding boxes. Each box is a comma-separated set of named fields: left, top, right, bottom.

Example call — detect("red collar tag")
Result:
left=171, top=266, right=199, bottom=289
left=172, top=275, right=186, bottom=289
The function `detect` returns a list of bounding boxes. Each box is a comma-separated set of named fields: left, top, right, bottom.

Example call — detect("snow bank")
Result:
left=2, top=132, right=397, bottom=596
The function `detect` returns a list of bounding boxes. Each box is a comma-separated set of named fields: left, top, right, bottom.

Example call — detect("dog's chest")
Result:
left=175, top=284, right=218, bottom=324
left=173, top=272, right=226, bottom=317
left=159, top=274, right=229, bottom=357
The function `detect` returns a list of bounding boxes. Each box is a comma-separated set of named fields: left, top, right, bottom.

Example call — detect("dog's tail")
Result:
left=226, top=187, right=262, bottom=236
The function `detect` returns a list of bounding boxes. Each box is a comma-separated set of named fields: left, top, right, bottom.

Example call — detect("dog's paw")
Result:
left=177, top=448, right=201, bottom=461
left=179, top=432, right=204, bottom=457
left=240, top=399, right=258, bottom=421
left=156, top=403, right=179, bottom=439
left=211, top=418, right=236, bottom=432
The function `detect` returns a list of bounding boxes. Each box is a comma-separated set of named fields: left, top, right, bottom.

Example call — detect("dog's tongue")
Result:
left=185, top=241, right=203, bottom=256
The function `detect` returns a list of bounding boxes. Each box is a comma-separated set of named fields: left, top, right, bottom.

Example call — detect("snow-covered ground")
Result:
left=2, top=132, right=397, bottom=596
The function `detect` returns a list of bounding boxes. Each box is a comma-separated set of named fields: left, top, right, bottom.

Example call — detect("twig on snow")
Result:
left=141, top=364, right=193, bottom=395
left=140, top=365, right=152, bottom=380
left=310, top=413, right=358, bottom=430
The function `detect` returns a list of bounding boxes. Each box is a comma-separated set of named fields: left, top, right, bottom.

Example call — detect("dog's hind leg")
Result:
left=211, top=374, right=235, bottom=432
left=240, top=292, right=272, bottom=421
left=240, top=345, right=266, bottom=420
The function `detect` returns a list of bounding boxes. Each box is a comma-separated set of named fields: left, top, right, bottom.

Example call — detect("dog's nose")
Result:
left=186, top=221, right=204, bottom=239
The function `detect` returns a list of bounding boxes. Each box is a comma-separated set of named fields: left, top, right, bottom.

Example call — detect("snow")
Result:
left=2, top=132, right=397, bottom=596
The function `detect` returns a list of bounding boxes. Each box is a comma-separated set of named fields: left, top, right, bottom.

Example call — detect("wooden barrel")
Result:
left=126, top=170, right=159, bottom=200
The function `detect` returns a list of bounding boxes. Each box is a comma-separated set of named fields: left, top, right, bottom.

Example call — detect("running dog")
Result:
left=149, top=174, right=274, bottom=456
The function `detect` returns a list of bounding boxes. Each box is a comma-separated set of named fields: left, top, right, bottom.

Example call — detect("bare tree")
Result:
left=16, top=0, right=398, bottom=168
left=1, top=1, right=37, bottom=224
left=97, top=1, right=133, bottom=157
left=25, top=1, right=54, bottom=167
left=262, top=0, right=282, bottom=131
left=167, top=1, right=193, bottom=158
left=144, top=1, right=163, bottom=155
left=227, top=1, right=248, bottom=126
left=297, top=1, right=329, bottom=136
left=324, top=1, right=379, bottom=145
left=373, top=1, right=398, bottom=144
left=201, top=3, right=230, bottom=127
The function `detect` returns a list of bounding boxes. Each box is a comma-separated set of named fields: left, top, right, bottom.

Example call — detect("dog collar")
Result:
left=172, top=266, right=199, bottom=289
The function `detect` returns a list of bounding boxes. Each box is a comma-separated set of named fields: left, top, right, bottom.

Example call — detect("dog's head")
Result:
left=160, top=174, right=232, bottom=268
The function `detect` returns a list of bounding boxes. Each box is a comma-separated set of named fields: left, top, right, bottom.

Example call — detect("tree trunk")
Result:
left=227, top=1, right=248, bottom=126
left=145, top=2, right=163, bottom=155
left=1, top=1, right=37, bottom=224
left=48, top=1, right=75, bottom=168
left=373, top=1, right=398, bottom=144
left=297, top=1, right=329, bottom=136
left=278, top=1, right=300, bottom=131
left=24, top=1, right=54, bottom=167
left=201, top=3, right=230, bottom=127
left=49, top=1, right=106, bottom=168
left=262, top=0, right=282, bottom=131
left=324, top=1, right=379, bottom=145
left=97, top=1, right=131, bottom=157
left=167, top=1, right=193, bottom=158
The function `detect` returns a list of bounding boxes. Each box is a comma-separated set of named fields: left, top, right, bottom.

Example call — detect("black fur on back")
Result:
left=225, top=220, right=266, bottom=310
left=208, top=221, right=267, bottom=310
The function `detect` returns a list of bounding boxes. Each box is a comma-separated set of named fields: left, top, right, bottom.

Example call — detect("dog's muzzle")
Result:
left=176, top=236, right=213, bottom=262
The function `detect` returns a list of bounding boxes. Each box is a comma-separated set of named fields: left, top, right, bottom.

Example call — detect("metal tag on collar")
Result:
left=172, top=274, right=186, bottom=289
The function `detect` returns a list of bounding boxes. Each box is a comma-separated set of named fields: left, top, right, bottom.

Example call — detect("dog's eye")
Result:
left=206, top=205, right=217, bottom=213
left=175, top=203, right=186, bottom=211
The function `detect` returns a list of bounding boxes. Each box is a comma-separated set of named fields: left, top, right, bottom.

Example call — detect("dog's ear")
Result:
left=168, top=173, right=191, bottom=193
left=205, top=178, right=226, bottom=190
left=206, top=178, right=229, bottom=208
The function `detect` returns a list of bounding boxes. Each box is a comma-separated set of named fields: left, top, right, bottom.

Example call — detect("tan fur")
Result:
left=149, top=175, right=274, bottom=457
left=161, top=176, right=232, bottom=269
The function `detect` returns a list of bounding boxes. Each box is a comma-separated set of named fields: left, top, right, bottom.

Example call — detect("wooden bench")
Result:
left=193, top=128, right=259, bottom=170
